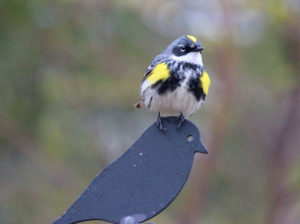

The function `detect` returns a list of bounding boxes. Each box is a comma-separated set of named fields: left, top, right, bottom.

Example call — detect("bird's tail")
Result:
left=133, top=101, right=144, bottom=109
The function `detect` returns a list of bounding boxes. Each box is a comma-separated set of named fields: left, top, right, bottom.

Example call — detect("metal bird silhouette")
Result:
left=53, top=117, right=207, bottom=224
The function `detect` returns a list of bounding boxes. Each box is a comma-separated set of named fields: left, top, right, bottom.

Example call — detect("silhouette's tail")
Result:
left=52, top=212, right=74, bottom=224
left=52, top=210, right=88, bottom=224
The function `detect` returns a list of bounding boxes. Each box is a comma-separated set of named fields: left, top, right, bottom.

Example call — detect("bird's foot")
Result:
left=157, top=112, right=166, bottom=132
left=177, top=113, right=185, bottom=129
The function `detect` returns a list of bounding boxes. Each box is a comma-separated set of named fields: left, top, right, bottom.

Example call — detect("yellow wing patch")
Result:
left=146, top=63, right=170, bottom=85
left=200, top=71, right=211, bottom=95
left=187, top=35, right=197, bottom=43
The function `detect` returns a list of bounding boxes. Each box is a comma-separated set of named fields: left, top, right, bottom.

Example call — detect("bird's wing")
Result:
left=142, top=54, right=168, bottom=80
left=141, top=55, right=170, bottom=93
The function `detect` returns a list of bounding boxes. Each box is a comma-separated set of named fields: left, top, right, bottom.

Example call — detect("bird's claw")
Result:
left=157, top=112, right=166, bottom=132
left=177, top=113, right=185, bottom=129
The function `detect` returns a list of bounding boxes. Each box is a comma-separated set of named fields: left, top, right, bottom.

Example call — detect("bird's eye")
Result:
left=179, top=46, right=186, bottom=52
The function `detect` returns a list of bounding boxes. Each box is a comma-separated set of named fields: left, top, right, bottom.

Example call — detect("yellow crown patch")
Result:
left=187, top=35, right=197, bottom=43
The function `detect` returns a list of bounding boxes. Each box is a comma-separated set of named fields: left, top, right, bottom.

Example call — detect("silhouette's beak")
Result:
left=195, top=141, right=208, bottom=154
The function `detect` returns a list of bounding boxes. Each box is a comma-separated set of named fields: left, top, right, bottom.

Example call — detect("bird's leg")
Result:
left=157, top=112, right=166, bottom=132
left=177, top=113, right=185, bottom=128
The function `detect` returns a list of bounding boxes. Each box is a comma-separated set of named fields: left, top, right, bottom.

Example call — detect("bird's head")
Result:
left=163, top=35, right=204, bottom=66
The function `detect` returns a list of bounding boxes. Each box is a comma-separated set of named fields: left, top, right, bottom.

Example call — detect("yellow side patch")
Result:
left=200, top=71, right=211, bottom=95
left=187, top=35, right=197, bottom=43
left=146, top=63, right=170, bottom=85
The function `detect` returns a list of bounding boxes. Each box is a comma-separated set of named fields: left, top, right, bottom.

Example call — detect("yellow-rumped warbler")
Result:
left=135, top=35, right=211, bottom=131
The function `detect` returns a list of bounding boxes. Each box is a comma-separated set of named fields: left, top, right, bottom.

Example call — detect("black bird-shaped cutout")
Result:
left=53, top=117, right=207, bottom=224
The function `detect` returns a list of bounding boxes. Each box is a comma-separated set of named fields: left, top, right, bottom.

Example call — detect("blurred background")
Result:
left=0, top=0, right=299, bottom=223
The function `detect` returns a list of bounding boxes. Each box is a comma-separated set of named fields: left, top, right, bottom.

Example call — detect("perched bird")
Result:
left=135, top=35, right=211, bottom=130
left=53, top=117, right=207, bottom=224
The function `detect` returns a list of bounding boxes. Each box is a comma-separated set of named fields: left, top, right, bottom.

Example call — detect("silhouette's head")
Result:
left=161, top=117, right=207, bottom=154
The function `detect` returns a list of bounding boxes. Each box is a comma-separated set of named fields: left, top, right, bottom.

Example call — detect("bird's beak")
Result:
left=195, top=141, right=208, bottom=154
left=194, top=45, right=204, bottom=52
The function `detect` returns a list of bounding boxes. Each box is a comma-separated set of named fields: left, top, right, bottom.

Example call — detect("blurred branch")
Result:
left=178, top=3, right=238, bottom=222
left=264, top=20, right=300, bottom=224
left=265, top=85, right=300, bottom=224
